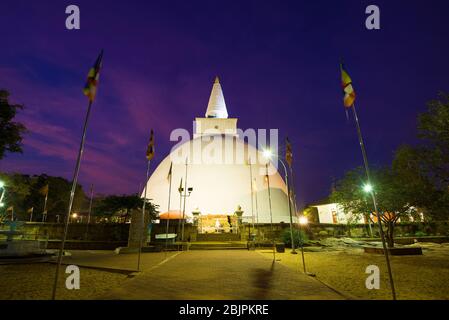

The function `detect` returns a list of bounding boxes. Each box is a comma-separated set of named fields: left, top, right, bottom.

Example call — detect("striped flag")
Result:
left=146, top=130, right=155, bottom=161
left=83, top=50, right=104, bottom=102
left=340, top=63, right=356, bottom=108
left=285, top=137, right=293, bottom=167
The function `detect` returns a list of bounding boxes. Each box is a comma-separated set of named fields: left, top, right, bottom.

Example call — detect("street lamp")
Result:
left=363, top=183, right=373, bottom=193
left=362, top=183, right=375, bottom=237
left=0, top=180, right=5, bottom=207
left=299, top=216, right=308, bottom=225
left=179, top=185, right=193, bottom=242
left=262, top=149, right=297, bottom=255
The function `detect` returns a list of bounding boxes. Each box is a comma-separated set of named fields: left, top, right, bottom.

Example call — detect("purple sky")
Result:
left=1, top=0, right=449, bottom=208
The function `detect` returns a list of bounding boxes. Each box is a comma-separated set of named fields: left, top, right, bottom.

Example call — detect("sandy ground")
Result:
left=0, top=251, right=177, bottom=300
left=0, top=263, right=128, bottom=300
left=259, top=243, right=449, bottom=300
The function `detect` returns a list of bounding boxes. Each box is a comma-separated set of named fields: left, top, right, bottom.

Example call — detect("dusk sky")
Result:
left=1, top=0, right=449, bottom=208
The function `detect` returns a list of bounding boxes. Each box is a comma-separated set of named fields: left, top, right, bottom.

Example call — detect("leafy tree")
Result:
left=417, top=92, right=449, bottom=187
left=25, top=174, right=85, bottom=221
left=92, top=194, right=158, bottom=222
left=0, top=173, right=31, bottom=220
left=391, top=93, right=449, bottom=219
left=0, top=172, right=85, bottom=222
left=0, top=90, right=27, bottom=159
left=330, top=167, right=415, bottom=247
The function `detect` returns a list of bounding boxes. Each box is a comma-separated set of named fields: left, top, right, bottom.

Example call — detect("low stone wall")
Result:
left=0, top=222, right=130, bottom=242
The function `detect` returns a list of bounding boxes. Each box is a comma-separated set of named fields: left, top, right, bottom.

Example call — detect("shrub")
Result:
left=318, top=230, right=328, bottom=237
left=415, top=231, right=427, bottom=237
left=282, top=229, right=308, bottom=247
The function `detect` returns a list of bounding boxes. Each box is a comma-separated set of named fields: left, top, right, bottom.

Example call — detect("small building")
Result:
left=311, top=202, right=365, bottom=225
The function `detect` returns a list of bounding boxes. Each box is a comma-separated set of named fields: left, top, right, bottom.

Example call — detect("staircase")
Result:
left=196, top=233, right=241, bottom=242
left=190, top=233, right=247, bottom=250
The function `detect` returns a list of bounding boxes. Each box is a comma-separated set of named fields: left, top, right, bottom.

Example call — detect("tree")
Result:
left=0, top=90, right=27, bottom=159
left=0, top=173, right=31, bottom=221
left=93, top=194, right=159, bottom=222
left=418, top=92, right=449, bottom=188
left=330, top=167, right=415, bottom=247
left=390, top=93, right=449, bottom=220
left=0, top=172, right=85, bottom=222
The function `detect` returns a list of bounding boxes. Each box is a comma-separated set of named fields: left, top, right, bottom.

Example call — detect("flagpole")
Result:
left=248, top=158, right=255, bottom=240
left=266, top=163, right=275, bottom=262
left=138, top=159, right=151, bottom=271
left=29, top=208, right=33, bottom=222
left=165, top=164, right=173, bottom=255
left=42, top=190, right=48, bottom=223
left=351, top=103, right=396, bottom=300
left=52, top=100, right=93, bottom=300
left=85, top=184, right=94, bottom=239
left=181, top=158, right=189, bottom=242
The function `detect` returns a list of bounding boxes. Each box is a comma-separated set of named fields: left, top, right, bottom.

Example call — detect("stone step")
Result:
left=189, top=242, right=248, bottom=250
left=196, top=233, right=241, bottom=242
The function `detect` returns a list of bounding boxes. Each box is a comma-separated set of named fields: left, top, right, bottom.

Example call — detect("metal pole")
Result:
left=42, top=191, right=48, bottom=223
left=137, top=159, right=151, bottom=271
left=52, top=101, right=93, bottom=300
left=279, top=159, right=296, bottom=254
left=266, top=163, right=275, bottom=262
left=181, top=158, right=188, bottom=242
left=85, top=184, right=94, bottom=239
left=249, top=158, right=255, bottom=240
left=351, top=103, right=396, bottom=300
left=299, top=222, right=307, bottom=273
left=30, top=208, right=34, bottom=222
left=165, top=163, right=173, bottom=254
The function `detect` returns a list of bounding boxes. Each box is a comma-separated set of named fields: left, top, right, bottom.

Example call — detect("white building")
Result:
left=312, top=203, right=365, bottom=224
left=144, top=77, right=293, bottom=226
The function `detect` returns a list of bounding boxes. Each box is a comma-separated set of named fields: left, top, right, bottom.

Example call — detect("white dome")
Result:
left=144, top=135, right=291, bottom=223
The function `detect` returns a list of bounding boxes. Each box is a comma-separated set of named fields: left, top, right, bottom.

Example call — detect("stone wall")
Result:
left=0, top=222, right=129, bottom=242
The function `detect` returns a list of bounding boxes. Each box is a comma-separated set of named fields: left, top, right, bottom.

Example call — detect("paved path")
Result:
left=101, top=250, right=346, bottom=300
left=57, top=250, right=177, bottom=273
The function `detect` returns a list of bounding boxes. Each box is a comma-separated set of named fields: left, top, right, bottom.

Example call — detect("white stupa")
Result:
left=144, top=77, right=292, bottom=225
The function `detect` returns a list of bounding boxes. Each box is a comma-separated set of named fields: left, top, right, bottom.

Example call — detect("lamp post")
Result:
left=0, top=181, right=5, bottom=208
left=263, top=149, right=297, bottom=254
left=362, top=182, right=396, bottom=299
left=298, top=215, right=308, bottom=273
left=179, top=185, right=193, bottom=242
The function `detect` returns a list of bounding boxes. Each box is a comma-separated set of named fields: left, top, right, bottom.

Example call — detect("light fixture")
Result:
left=0, top=181, right=4, bottom=188
left=363, top=183, right=373, bottom=193
left=0, top=203, right=4, bottom=208
left=299, top=216, right=308, bottom=225
left=72, top=213, right=78, bottom=218
left=263, top=149, right=273, bottom=160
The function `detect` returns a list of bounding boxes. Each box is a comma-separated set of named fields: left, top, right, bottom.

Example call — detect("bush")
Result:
left=415, top=231, right=427, bottom=237
left=282, top=229, right=308, bottom=248
left=318, top=230, right=328, bottom=237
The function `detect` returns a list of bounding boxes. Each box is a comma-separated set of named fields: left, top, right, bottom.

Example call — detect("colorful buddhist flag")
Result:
left=83, top=50, right=104, bottom=102
left=340, top=63, right=356, bottom=108
left=285, top=137, right=293, bottom=167
left=146, top=130, right=155, bottom=161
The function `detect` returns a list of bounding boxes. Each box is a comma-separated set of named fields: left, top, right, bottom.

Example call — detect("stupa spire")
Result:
left=205, top=76, right=228, bottom=118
